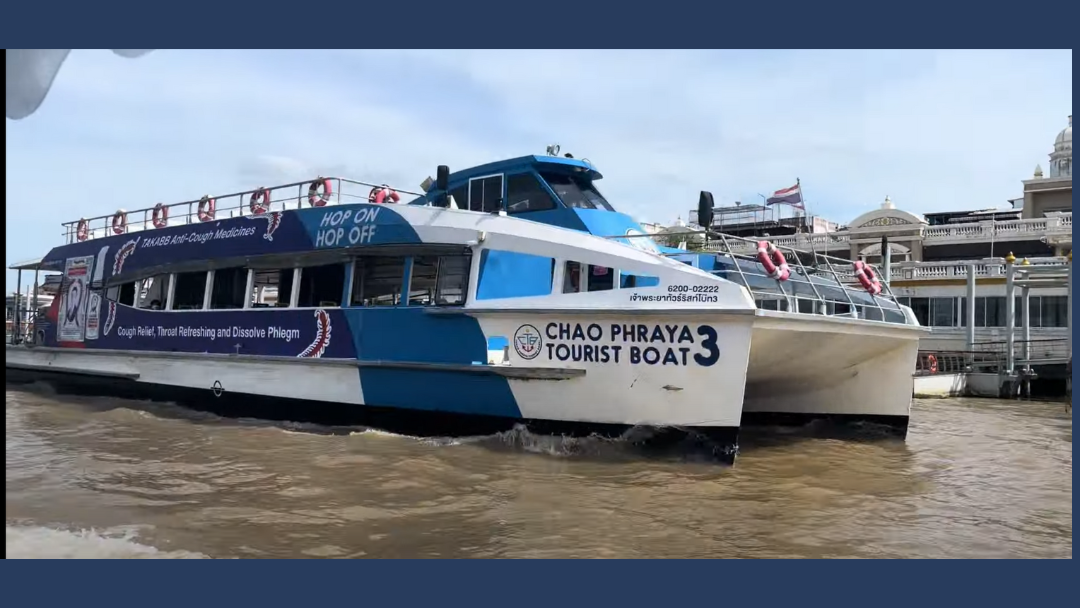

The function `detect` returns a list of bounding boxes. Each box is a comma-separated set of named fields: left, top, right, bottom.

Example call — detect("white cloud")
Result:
left=5, top=49, right=1072, bottom=291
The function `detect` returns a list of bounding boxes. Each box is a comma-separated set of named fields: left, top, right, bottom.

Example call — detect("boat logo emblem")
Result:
left=513, top=324, right=542, bottom=360
left=211, top=380, right=224, bottom=397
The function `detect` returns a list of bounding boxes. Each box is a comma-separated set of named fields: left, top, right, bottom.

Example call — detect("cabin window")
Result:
left=172, top=271, right=208, bottom=310
left=505, top=172, right=556, bottom=214
left=468, top=175, right=504, bottom=213
left=111, top=282, right=137, bottom=306
left=563, top=262, right=583, bottom=293
left=251, top=269, right=292, bottom=308
left=435, top=254, right=470, bottom=305
left=352, top=256, right=406, bottom=307
left=620, top=273, right=659, bottom=289
left=297, top=263, right=346, bottom=308
left=136, top=275, right=170, bottom=310
left=406, top=253, right=472, bottom=306
left=539, top=171, right=614, bottom=211
left=408, top=256, right=439, bottom=305
left=207, top=267, right=248, bottom=310
left=587, top=265, right=615, bottom=292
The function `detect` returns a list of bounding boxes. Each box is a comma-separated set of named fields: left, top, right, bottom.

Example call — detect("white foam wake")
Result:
left=6, top=525, right=208, bottom=559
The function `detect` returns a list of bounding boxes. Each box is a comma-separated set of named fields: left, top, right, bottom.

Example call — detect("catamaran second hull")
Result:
left=740, top=311, right=923, bottom=436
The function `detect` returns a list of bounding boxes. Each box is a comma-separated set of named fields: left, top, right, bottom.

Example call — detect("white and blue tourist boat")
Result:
left=6, top=152, right=926, bottom=464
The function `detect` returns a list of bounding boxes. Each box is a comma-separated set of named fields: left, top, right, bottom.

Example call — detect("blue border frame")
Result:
left=2, top=1, right=1075, bottom=601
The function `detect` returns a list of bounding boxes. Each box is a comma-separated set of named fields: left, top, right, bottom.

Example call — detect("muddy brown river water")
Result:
left=5, top=384, right=1072, bottom=558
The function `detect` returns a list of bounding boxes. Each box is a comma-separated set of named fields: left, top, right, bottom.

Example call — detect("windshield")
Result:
left=539, top=171, right=615, bottom=211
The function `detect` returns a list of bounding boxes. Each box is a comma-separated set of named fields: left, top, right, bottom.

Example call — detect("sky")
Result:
left=5, top=49, right=1073, bottom=292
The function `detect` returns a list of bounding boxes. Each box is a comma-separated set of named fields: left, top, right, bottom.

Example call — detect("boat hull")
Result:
left=6, top=308, right=753, bottom=461
left=741, top=311, right=922, bottom=436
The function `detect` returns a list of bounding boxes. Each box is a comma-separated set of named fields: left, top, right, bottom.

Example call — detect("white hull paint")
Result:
left=6, top=346, right=367, bottom=405
left=476, top=313, right=754, bottom=429
left=742, top=311, right=923, bottom=421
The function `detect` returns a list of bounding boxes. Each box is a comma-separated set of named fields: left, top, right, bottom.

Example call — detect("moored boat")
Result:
left=6, top=152, right=925, bottom=464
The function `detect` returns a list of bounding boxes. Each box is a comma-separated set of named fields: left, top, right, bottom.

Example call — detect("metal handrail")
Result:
left=626, top=228, right=906, bottom=322
left=61, top=176, right=425, bottom=244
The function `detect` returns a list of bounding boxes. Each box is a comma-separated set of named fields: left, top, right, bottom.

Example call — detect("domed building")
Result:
left=682, top=114, right=1072, bottom=358
left=1049, top=115, right=1071, bottom=178
left=1021, top=115, right=1072, bottom=219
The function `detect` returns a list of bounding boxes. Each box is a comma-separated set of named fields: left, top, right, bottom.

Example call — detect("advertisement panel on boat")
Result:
left=58, top=255, right=94, bottom=343
left=81, top=304, right=357, bottom=359
left=84, top=292, right=102, bottom=340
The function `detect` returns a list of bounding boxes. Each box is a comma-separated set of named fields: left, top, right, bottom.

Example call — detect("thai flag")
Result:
left=766, top=183, right=804, bottom=209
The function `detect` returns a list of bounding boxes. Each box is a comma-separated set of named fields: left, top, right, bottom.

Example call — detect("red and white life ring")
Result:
left=76, top=218, right=89, bottom=242
left=197, top=196, right=216, bottom=222
left=757, top=241, right=790, bottom=281
left=308, top=178, right=332, bottom=207
left=111, top=210, right=128, bottom=235
left=854, top=260, right=882, bottom=295
left=926, top=354, right=939, bottom=374
left=249, top=188, right=270, bottom=215
left=368, top=185, right=400, bottom=204
left=151, top=203, right=169, bottom=228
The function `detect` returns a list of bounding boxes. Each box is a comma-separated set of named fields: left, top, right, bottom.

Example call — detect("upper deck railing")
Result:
left=627, top=229, right=912, bottom=324
left=61, top=177, right=424, bottom=245
left=695, top=212, right=1073, bottom=254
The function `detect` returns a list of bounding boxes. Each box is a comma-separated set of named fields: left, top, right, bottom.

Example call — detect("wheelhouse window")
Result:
left=297, top=263, right=346, bottom=308
left=468, top=175, right=504, bottom=213
left=505, top=172, right=556, bottom=214
left=352, top=256, right=406, bottom=307
left=540, top=171, right=614, bottom=211
left=172, top=271, right=208, bottom=310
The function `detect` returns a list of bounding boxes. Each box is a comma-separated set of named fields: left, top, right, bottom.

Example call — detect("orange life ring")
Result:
left=76, top=218, right=89, bottom=242
left=854, top=260, right=882, bottom=295
left=111, top=210, right=128, bottom=235
left=249, top=188, right=270, bottom=215
left=151, top=203, right=169, bottom=228
left=308, top=178, right=332, bottom=207
left=368, top=186, right=400, bottom=204
left=197, top=196, right=216, bottom=222
left=926, top=354, right=938, bottom=374
left=756, top=241, right=790, bottom=281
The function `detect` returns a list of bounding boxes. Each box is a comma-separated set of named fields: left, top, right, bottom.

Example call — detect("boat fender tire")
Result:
left=111, top=209, right=128, bottom=235
left=756, top=240, right=790, bottom=281
left=308, top=178, right=332, bottom=207
left=151, top=203, right=169, bottom=228
left=197, top=196, right=216, bottom=222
